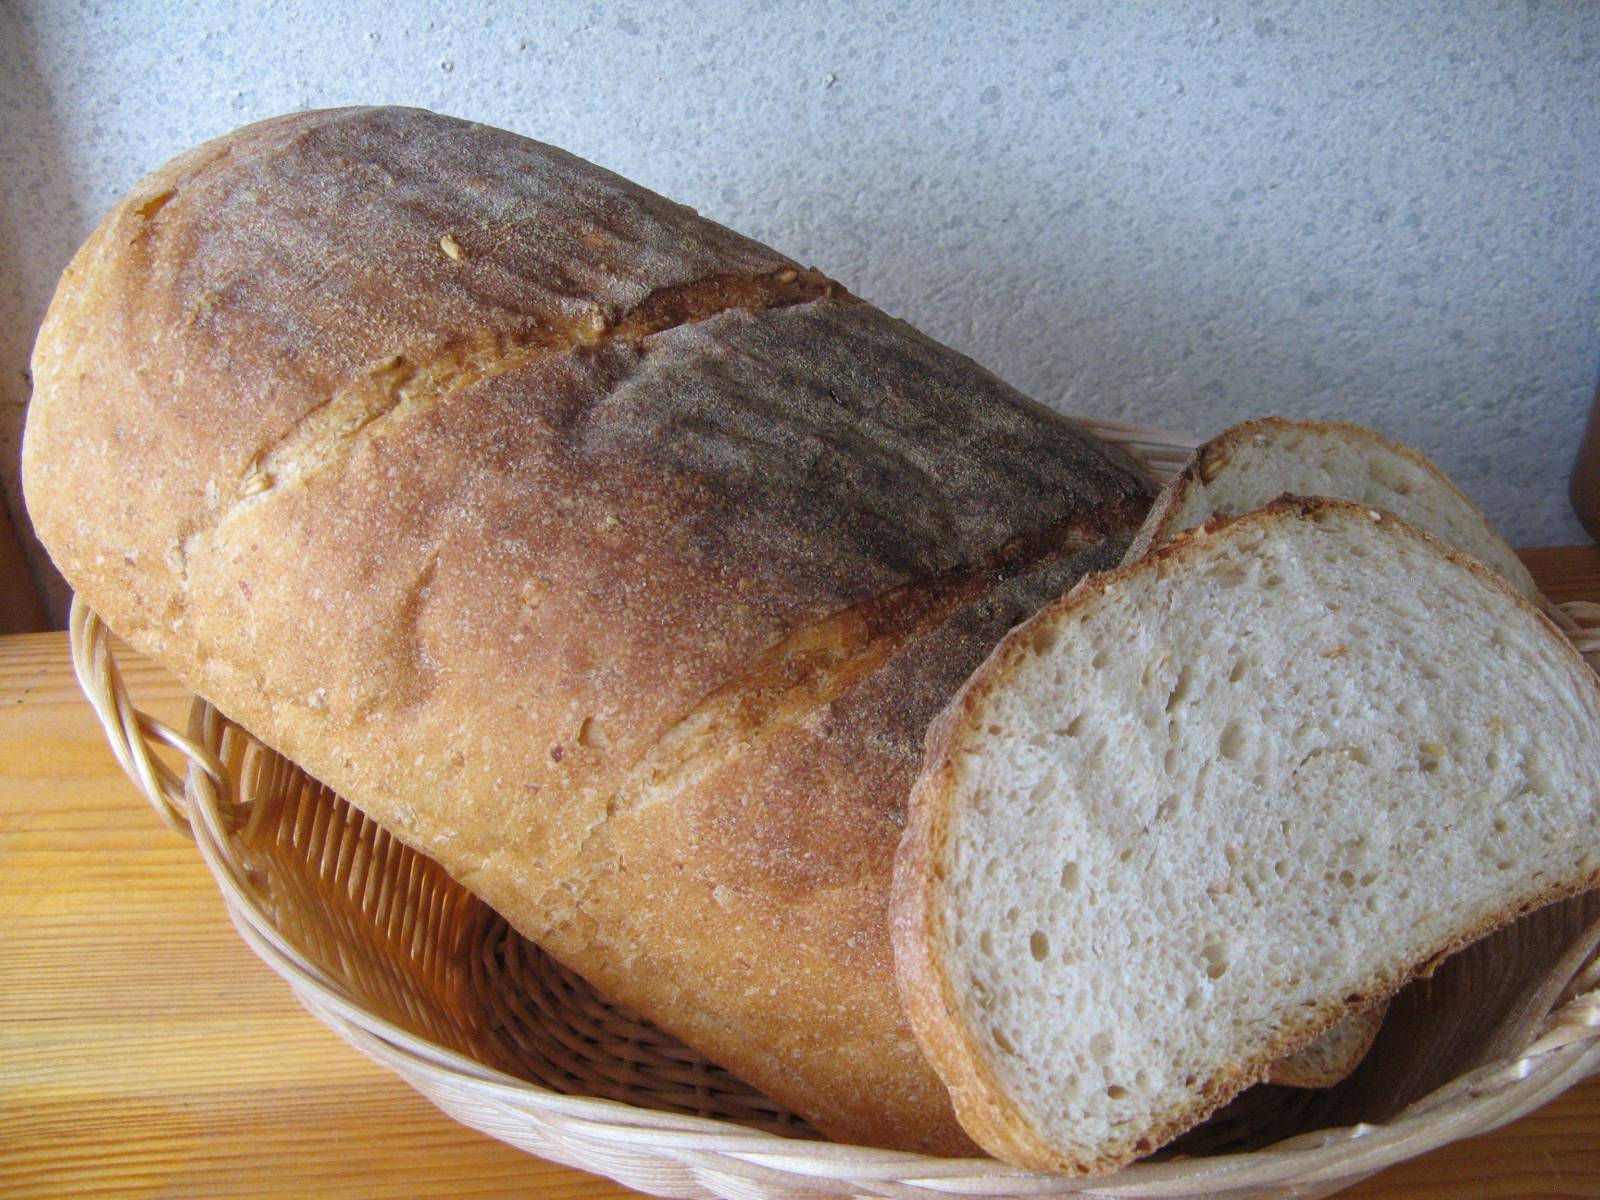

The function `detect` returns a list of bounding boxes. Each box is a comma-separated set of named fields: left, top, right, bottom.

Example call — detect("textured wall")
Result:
left=3, top=1, right=1597, bottom=623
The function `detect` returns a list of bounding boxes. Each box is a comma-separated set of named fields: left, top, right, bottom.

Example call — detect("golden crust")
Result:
left=893, top=497, right=1600, bottom=1173
left=23, top=108, right=1152, bottom=1152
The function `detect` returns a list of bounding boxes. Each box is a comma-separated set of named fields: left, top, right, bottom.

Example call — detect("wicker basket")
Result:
left=70, top=419, right=1600, bottom=1200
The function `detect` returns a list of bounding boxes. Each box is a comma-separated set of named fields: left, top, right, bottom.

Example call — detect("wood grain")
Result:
left=3, top=545, right=1598, bottom=1199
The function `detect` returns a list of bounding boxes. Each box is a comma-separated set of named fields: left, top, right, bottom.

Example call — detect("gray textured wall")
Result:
left=4, top=1, right=1597, bottom=622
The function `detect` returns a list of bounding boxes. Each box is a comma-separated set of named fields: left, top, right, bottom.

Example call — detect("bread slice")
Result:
left=1130, top=416, right=1559, bottom=1088
left=893, top=498, right=1600, bottom=1174
left=1125, top=417, right=1539, bottom=603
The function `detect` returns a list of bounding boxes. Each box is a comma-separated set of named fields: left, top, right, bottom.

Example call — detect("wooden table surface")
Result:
left=4, top=545, right=1599, bottom=1199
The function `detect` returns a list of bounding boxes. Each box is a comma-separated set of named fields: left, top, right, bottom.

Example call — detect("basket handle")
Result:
left=68, top=595, right=225, bottom=839
left=1563, top=600, right=1600, bottom=674
left=1071, top=416, right=1200, bottom=485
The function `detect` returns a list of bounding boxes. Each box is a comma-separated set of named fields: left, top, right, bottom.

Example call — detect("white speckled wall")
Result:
left=3, top=1, right=1596, bottom=621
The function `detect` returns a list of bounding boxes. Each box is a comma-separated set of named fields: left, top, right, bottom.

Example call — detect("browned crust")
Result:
left=1124, top=418, right=1541, bottom=602
left=893, top=496, right=1600, bottom=1174
left=23, top=107, right=1152, bottom=1153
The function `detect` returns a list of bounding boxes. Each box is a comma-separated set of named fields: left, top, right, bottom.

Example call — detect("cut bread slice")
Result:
left=893, top=498, right=1600, bottom=1175
left=1125, top=417, right=1540, bottom=603
left=1130, top=416, right=1566, bottom=1088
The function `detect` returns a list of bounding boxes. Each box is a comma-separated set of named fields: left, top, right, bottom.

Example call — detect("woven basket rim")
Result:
left=68, top=415, right=1600, bottom=1199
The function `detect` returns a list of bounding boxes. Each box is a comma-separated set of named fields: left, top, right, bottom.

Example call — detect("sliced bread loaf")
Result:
left=893, top=498, right=1600, bottom=1174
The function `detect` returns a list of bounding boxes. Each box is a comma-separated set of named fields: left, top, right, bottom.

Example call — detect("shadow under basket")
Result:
left=68, top=419, right=1600, bottom=1200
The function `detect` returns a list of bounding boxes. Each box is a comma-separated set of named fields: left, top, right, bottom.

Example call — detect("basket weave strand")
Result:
left=69, top=417, right=1600, bottom=1200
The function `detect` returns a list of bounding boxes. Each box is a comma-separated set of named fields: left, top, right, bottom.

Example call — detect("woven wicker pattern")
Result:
left=69, top=418, right=1600, bottom=1200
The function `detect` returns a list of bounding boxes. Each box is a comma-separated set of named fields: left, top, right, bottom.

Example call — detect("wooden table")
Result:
left=5, top=545, right=1600, bottom=1199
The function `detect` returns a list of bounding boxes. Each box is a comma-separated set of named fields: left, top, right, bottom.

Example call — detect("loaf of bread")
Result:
left=22, top=107, right=1153, bottom=1152
left=893, top=498, right=1600, bottom=1173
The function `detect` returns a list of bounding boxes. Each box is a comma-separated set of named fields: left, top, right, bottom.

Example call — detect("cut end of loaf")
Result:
left=895, top=497, right=1600, bottom=1175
